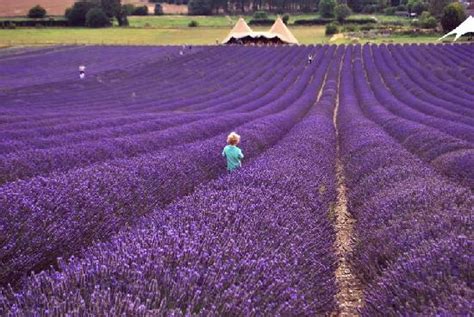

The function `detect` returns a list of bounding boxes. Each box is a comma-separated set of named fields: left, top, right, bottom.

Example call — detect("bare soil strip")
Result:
left=331, top=57, right=364, bottom=316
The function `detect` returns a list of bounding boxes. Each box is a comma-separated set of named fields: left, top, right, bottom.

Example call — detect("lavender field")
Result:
left=0, top=43, right=472, bottom=315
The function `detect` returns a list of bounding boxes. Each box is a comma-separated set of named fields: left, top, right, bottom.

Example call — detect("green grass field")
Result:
left=0, top=14, right=459, bottom=47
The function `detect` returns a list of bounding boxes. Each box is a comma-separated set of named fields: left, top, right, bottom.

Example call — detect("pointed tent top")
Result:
left=269, top=16, right=299, bottom=45
left=222, top=15, right=299, bottom=45
left=222, top=17, right=253, bottom=44
left=231, top=17, right=253, bottom=34
left=439, top=15, right=474, bottom=41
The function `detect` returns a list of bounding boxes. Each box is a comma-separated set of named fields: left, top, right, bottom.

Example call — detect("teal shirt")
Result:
left=222, top=145, right=244, bottom=171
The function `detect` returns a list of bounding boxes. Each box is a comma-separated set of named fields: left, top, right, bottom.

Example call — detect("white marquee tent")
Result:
left=438, top=15, right=474, bottom=41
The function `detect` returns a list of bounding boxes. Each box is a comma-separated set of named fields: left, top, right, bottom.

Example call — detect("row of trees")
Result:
left=65, top=0, right=128, bottom=27
left=186, top=0, right=466, bottom=17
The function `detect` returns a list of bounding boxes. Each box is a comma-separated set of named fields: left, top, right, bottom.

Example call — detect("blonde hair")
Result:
left=227, top=132, right=240, bottom=145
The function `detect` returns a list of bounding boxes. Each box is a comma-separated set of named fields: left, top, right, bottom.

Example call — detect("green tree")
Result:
left=429, top=0, right=452, bottom=17
left=99, top=0, right=128, bottom=26
left=66, top=1, right=97, bottom=26
left=441, top=2, right=466, bottom=32
left=28, top=5, right=47, bottom=18
left=122, top=4, right=135, bottom=15
left=154, top=3, right=164, bottom=15
left=325, top=22, right=339, bottom=35
left=335, top=4, right=352, bottom=22
left=85, top=7, right=111, bottom=27
left=188, top=0, right=213, bottom=15
left=319, top=0, right=336, bottom=18
left=347, top=0, right=364, bottom=12
left=132, top=5, right=148, bottom=15
left=408, top=0, right=427, bottom=15
left=419, top=11, right=437, bottom=28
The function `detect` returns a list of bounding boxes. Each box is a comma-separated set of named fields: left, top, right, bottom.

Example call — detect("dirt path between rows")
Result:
left=331, top=63, right=364, bottom=316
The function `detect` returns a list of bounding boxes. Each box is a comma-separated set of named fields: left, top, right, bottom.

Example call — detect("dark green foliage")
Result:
left=412, top=11, right=437, bottom=28
left=100, top=0, right=121, bottom=18
left=294, top=17, right=334, bottom=25
left=101, top=0, right=128, bottom=26
left=66, top=1, right=97, bottom=26
left=335, top=4, right=352, bottom=23
left=397, top=4, right=407, bottom=11
left=342, top=23, right=358, bottom=31
left=345, top=16, right=378, bottom=24
left=0, top=19, right=68, bottom=28
left=28, top=5, right=47, bottom=18
left=441, top=2, right=466, bottom=32
left=122, top=4, right=135, bottom=15
left=282, top=14, right=290, bottom=24
left=362, top=4, right=380, bottom=13
left=347, top=0, right=363, bottom=13
left=253, top=11, right=268, bottom=19
left=188, top=0, right=212, bottom=15
left=85, top=7, right=111, bottom=27
left=132, top=5, right=148, bottom=15
left=384, top=6, right=397, bottom=15
left=359, top=23, right=376, bottom=30
left=429, top=0, right=452, bottom=17
left=325, top=22, right=339, bottom=35
left=188, top=20, right=199, bottom=26
left=248, top=18, right=275, bottom=25
left=319, top=0, right=336, bottom=18
left=154, top=3, right=164, bottom=15
left=409, top=0, right=428, bottom=15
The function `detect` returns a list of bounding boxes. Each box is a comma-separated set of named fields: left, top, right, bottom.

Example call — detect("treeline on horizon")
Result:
left=156, top=0, right=453, bottom=15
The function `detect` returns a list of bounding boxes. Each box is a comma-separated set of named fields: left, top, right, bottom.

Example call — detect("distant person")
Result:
left=222, top=132, right=244, bottom=172
left=79, top=65, right=86, bottom=79
left=307, top=54, right=313, bottom=65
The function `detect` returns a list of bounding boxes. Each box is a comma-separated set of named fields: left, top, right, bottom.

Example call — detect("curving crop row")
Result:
left=0, top=46, right=344, bottom=316
left=0, top=48, right=320, bottom=184
left=338, top=45, right=472, bottom=315
left=0, top=46, right=337, bottom=288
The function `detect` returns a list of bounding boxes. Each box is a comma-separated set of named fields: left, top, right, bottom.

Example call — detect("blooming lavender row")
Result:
left=386, top=45, right=474, bottom=115
left=0, top=46, right=336, bottom=288
left=366, top=46, right=474, bottom=136
left=395, top=45, right=474, bottom=110
left=0, top=46, right=198, bottom=90
left=338, top=45, right=472, bottom=315
left=2, top=46, right=298, bottom=151
left=0, top=49, right=286, bottom=154
left=0, top=46, right=255, bottom=127
left=0, top=46, right=344, bottom=316
left=420, top=44, right=474, bottom=93
left=354, top=44, right=474, bottom=189
left=0, top=49, right=315, bottom=183
left=0, top=47, right=263, bottom=122
left=0, top=48, right=268, bottom=146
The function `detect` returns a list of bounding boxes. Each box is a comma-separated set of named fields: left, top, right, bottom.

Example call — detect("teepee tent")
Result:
left=269, top=16, right=299, bottom=45
left=222, top=18, right=253, bottom=44
left=222, top=16, right=299, bottom=45
left=438, top=15, right=474, bottom=41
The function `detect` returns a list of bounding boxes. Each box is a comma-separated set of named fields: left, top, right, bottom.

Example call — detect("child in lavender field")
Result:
left=222, top=132, right=244, bottom=172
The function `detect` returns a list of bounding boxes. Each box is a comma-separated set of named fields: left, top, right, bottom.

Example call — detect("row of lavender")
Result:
left=0, top=47, right=269, bottom=132
left=0, top=44, right=472, bottom=314
left=339, top=44, right=472, bottom=315
left=0, top=49, right=308, bottom=183
left=0, top=46, right=332, bottom=287
left=0, top=47, right=343, bottom=315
